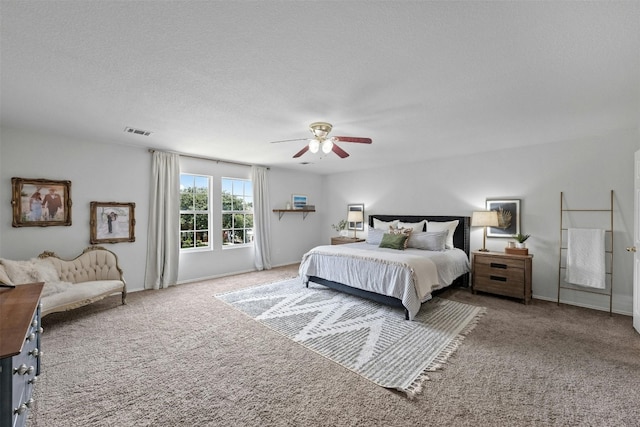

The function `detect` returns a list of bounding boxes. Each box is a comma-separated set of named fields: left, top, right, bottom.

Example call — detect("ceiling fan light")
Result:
left=321, top=139, right=333, bottom=154
left=309, top=139, right=320, bottom=153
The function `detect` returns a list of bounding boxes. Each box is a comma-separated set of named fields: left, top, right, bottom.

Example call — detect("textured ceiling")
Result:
left=1, top=1, right=639, bottom=174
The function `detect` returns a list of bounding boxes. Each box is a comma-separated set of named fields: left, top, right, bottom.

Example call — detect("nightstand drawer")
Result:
left=474, top=264, right=524, bottom=284
left=474, top=275, right=525, bottom=299
left=472, top=251, right=533, bottom=304
left=474, top=256, right=525, bottom=271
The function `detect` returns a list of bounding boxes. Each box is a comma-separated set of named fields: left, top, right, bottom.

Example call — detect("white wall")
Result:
left=0, top=127, right=324, bottom=291
left=176, top=157, right=325, bottom=283
left=323, top=128, right=639, bottom=315
left=0, top=127, right=150, bottom=291
left=3, top=125, right=637, bottom=313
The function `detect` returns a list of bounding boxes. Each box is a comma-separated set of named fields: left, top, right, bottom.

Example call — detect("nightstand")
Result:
left=472, top=251, right=533, bottom=304
left=331, top=237, right=365, bottom=245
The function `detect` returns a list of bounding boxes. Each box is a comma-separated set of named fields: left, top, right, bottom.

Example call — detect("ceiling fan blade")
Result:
left=332, top=143, right=350, bottom=158
left=333, top=136, right=372, bottom=144
left=293, top=145, right=310, bottom=158
left=269, top=138, right=310, bottom=144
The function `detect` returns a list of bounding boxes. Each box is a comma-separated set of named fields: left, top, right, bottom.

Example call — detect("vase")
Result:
left=516, top=242, right=526, bottom=249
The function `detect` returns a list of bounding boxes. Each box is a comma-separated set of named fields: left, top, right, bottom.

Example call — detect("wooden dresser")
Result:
left=472, top=251, right=533, bottom=304
left=0, top=283, right=44, bottom=427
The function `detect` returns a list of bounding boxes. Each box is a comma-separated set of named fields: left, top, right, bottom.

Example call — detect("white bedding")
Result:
left=298, top=242, right=470, bottom=320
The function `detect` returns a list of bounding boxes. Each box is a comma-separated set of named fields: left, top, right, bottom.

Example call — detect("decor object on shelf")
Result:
left=486, top=199, right=520, bottom=237
left=11, top=177, right=72, bottom=227
left=216, top=278, right=485, bottom=398
left=90, top=202, right=136, bottom=244
left=291, top=194, right=307, bottom=209
left=331, top=219, right=347, bottom=236
left=513, top=233, right=531, bottom=248
left=471, top=210, right=499, bottom=252
left=347, top=209, right=364, bottom=238
left=269, top=121, right=373, bottom=159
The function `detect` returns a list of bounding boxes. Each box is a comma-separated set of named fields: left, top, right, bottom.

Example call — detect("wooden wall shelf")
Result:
left=273, top=209, right=315, bottom=220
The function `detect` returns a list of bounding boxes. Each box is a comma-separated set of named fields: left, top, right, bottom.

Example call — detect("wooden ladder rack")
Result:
left=557, top=190, right=614, bottom=315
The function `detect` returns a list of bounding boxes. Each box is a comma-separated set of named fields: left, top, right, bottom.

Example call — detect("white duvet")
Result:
left=298, top=242, right=470, bottom=320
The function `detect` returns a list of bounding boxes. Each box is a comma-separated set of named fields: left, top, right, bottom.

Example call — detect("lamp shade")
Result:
left=471, top=211, right=499, bottom=227
left=347, top=210, right=364, bottom=222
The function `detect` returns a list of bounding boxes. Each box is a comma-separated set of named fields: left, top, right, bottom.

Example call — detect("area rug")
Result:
left=216, top=278, right=485, bottom=398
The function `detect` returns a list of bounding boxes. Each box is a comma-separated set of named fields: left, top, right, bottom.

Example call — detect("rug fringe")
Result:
left=400, top=307, right=487, bottom=399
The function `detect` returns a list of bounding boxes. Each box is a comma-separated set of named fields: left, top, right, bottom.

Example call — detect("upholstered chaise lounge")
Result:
left=0, top=246, right=127, bottom=317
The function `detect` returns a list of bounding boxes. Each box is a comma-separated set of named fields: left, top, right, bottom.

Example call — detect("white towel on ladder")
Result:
left=565, top=228, right=606, bottom=289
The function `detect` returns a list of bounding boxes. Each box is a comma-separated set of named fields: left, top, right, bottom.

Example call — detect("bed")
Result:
left=299, top=214, right=471, bottom=320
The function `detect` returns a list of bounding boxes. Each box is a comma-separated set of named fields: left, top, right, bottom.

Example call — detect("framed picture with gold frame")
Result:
left=90, top=201, right=136, bottom=244
left=11, top=177, right=72, bottom=227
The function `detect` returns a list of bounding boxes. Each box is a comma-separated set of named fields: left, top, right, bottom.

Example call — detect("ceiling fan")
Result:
left=270, top=122, right=372, bottom=158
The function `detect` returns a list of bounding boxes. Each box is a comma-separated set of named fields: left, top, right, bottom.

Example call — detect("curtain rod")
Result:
left=147, top=148, right=269, bottom=169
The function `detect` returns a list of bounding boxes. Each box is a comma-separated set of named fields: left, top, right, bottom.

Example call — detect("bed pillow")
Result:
left=407, top=231, right=448, bottom=251
left=379, top=233, right=408, bottom=250
left=372, top=218, right=399, bottom=230
left=398, top=220, right=426, bottom=233
left=426, top=220, right=459, bottom=249
left=366, top=228, right=386, bottom=245
left=388, top=227, right=412, bottom=249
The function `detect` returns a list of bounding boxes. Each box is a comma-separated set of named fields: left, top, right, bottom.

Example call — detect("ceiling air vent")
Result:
left=124, top=126, right=153, bottom=136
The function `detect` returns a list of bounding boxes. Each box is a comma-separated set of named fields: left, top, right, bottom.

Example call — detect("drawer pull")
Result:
left=490, top=275, right=507, bottom=282
left=490, top=263, right=507, bottom=269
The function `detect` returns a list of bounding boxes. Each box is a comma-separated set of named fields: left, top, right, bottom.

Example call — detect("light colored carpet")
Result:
left=216, top=278, right=485, bottom=397
left=28, top=264, right=640, bottom=426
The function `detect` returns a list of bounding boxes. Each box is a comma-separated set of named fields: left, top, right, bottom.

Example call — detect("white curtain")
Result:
left=145, top=151, right=180, bottom=289
left=252, top=165, right=272, bottom=270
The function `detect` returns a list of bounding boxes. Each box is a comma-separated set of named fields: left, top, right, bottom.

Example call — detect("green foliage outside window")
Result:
left=180, top=174, right=210, bottom=249
left=222, top=178, right=254, bottom=246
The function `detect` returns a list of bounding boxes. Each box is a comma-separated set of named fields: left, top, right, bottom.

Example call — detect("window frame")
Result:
left=221, top=177, right=254, bottom=248
left=179, top=173, right=212, bottom=252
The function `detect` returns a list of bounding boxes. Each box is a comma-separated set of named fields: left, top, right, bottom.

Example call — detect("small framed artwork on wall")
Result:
left=292, top=194, right=308, bottom=209
left=90, top=201, right=136, bottom=244
left=486, top=199, right=520, bottom=237
left=11, top=177, right=72, bottom=227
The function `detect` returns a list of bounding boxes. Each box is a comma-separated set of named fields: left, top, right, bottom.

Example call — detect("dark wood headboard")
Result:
left=368, top=214, right=471, bottom=256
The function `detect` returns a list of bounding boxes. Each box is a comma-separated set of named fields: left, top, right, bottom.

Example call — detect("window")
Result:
left=180, top=174, right=211, bottom=250
left=222, top=178, right=253, bottom=246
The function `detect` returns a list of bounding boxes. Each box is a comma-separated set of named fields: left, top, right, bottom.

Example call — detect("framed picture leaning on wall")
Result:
left=90, top=201, right=136, bottom=244
left=11, top=177, right=72, bottom=227
left=486, top=199, right=520, bottom=238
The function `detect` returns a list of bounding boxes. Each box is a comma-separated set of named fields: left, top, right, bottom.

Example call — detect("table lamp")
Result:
left=347, top=210, right=364, bottom=238
left=471, top=211, right=499, bottom=252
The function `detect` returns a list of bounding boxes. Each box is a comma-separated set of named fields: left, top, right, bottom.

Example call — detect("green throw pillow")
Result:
left=379, top=233, right=407, bottom=250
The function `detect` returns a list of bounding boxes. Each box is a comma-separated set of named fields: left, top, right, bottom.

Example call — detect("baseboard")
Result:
left=176, top=261, right=300, bottom=286
left=533, top=294, right=632, bottom=316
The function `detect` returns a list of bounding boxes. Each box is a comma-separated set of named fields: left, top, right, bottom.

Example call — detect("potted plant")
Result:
left=331, top=220, right=348, bottom=237
left=513, top=233, right=531, bottom=248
